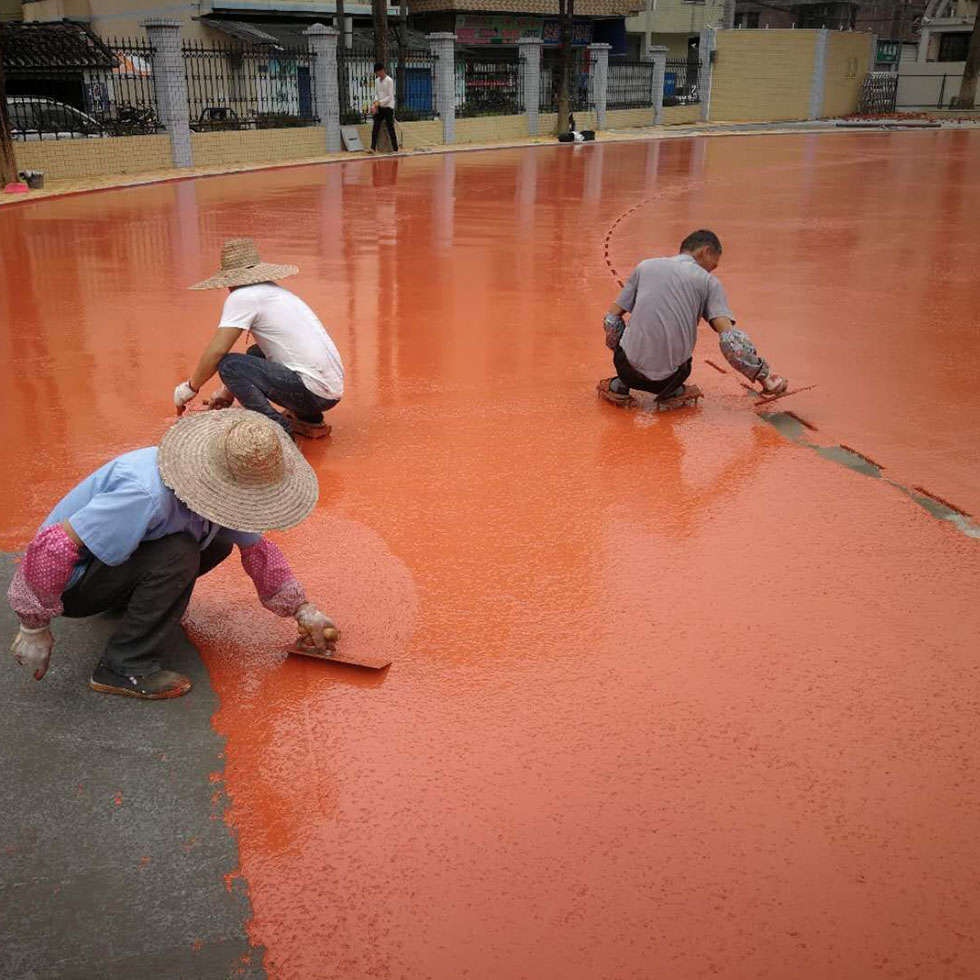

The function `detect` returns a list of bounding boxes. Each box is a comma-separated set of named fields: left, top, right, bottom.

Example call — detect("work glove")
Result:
left=603, top=313, right=626, bottom=350
left=11, top=625, right=54, bottom=681
left=759, top=372, right=788, bottom=396
left=295, top=603, right=340, bottom=652
left=204, top=385, right=235, bottom=410
left=173, top=380, right=198, bottom=416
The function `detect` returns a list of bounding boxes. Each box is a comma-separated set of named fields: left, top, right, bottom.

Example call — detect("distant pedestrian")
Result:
left=173, top=238, right=344, bottom=437
left=598, top=229, right=787, bottom=406
left=371, top=62, right=399, bottom=153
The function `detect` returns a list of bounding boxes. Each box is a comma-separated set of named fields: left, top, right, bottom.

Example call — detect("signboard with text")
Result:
left=454, top=14, right=594, bottom=47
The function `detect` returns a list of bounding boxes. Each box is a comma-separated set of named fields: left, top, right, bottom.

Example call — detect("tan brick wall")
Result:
left=13, top=134, right=172, bottom=180
left=662, top=104, right=701, bottom=125
left=538, top=110, right=600, bottom=134
left=709, top=29, right=818, bottom=122
left=454, top=113, right=530, bottom=144
left=189, top=127, right=327, bottom=168
left=606, top=107, right=655, bottom=129
left=822, top=32, right=872, bottom=118
left=355, top=118, right=444, bottom=151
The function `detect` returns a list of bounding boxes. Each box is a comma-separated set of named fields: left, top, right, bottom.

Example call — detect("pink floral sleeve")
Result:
left=239, top=538, right=307, bottom=617
left=7, top=525, right=81, bottom=630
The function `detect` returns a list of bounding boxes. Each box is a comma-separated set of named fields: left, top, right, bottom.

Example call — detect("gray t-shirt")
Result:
left=616, top=253, right=734, bottom=381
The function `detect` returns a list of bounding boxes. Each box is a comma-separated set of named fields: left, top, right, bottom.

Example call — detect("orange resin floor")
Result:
left=2, top=131, right=980, bottom=978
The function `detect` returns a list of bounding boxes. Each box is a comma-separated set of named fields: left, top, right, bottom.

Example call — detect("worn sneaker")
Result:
left=89, top=663, right=191, bottom=700
left=597, top=378, right=634, bottom=406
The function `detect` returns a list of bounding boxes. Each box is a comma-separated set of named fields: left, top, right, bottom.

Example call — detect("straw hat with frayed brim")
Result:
left=189, top=237, right=299, bottom=291
left=158, top=409, right=318, bottom=532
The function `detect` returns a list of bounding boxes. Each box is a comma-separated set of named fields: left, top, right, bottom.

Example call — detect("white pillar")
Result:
left=142, top=19, right=191, bottom=168
left=518, top=37, right=543, bottom=136
left=428, top=32, right=457, bottom=145
left=305, top=24, right=341, bottom=152
left=698, top=27, right=717, bottom=122
left=588, top=42, right=611, bottom=130
left=648, top=44, right=668, bottom=125
left=809, top=27, right=829, bottom=120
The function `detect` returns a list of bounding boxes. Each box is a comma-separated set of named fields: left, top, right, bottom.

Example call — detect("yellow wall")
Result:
left=355, top=118, right=443, bottom=151
left=822, top=31, right=873, bottom=118
left=662, top=103, right=701, bottom=125
left=13, top=134, right=172, bottom=180
left=454, top=113, right=530, bottom=144
left=189, top=127, right=327, bottom=168
left=709, top=29, right=818, bottom=121
left=606, top=107, right=655, bottom=129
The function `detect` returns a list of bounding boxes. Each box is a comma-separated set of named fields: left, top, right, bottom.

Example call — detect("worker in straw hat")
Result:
left=7, top=410, right=337, bottom=700
left=175, top=238, right=344, bottom=437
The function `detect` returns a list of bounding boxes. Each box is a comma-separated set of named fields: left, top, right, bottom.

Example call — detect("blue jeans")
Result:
left=218, top=346, right=337, bottom=433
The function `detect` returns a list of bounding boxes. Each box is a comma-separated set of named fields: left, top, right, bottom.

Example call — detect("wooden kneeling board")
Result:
left=286, top=642, right=391, bottom=671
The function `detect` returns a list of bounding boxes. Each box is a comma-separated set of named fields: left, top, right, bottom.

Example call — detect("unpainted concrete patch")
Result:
left=0, top=554, right=265, bottom=980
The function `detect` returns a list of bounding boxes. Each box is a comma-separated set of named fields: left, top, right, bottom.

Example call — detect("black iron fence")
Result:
left=663, top=59, right=700, bottom=106
left=540, top=49, right=593, bottom=114
left=4, top=37, right=161, bottom=140
left=457, top=51, right=522, bottom=117
left=340, top=44, right=436, bottom=124
left=607, top=59, right=654, bottom=109
left=182, top=39, right=318, bottom=131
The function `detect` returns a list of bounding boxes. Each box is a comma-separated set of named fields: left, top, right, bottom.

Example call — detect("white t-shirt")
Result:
left=219, top=283, right=344, bottom=400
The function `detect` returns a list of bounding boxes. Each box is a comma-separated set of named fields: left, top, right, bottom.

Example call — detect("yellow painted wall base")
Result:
left=190, top=127, right=327, bottom=168
left=606, top=107, right=655, bottom=129
left=14, top=135, right=172, bottom=181
left=662, top=104, right=702, bottom=126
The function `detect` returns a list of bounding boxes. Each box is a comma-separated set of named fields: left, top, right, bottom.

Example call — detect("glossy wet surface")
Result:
left=2, top=132, right=979, bottom=978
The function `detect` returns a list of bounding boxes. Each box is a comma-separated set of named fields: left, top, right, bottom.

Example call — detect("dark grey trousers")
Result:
left=61, top=533, right=232, bottom=677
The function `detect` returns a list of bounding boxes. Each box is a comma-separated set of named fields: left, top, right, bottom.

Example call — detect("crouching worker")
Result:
left=174, top=238, right=344, bottom=437
left=597, top=229, right=787, bottom=407
left=7, top=410, right=336, bottom=700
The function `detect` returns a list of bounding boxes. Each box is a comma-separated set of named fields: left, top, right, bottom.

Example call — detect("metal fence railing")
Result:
left=182, top=40, right=318, bottom=131
left=607, top=59, right=655, bottom=109
left=457, top=51, right=522, bottom=117
left=540, top=50, right=593, bottom=114
left=858, top=71, right=899, bottom=113
left=340, top=45, right=436, bottom=124
left=663, top=59, right=700, bottom=106
left=4, top=37, right=161, bottom=140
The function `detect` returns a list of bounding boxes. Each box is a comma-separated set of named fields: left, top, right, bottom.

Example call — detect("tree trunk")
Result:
left=0, top=38, right=17, bottom=187
left=954, top=8, right=980, bottom=108
left=337, top=0, right=349, bottom=122
left=396, top=0, right=408, bottom=115
left=557, top=0, right=574, bottom=136
left=372, top=0, right=389, bottom=68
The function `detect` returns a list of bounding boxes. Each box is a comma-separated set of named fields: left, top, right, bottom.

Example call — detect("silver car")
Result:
left=6, top=96, right=107, bottom=141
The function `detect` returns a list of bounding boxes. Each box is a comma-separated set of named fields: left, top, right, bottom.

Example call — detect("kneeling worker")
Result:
left=598, top=229, right=787, bottom=405
left=174, top=238, right=344, bottom=437
left=8, top=410, right=336, bottom=699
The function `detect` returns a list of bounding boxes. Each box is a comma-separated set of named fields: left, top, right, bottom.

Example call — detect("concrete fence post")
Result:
left=305, top=24, right=341, bottom=152
left=142, top=19, right=191, bottom=168
left=647, top=45, right=668, bottom=125
left=517, top=37, right=543, bottom=136
left=428, top=33, right=457, bottom=144
left=588, top=42, right=611, bottom=130
left=809, top=28, right=830, bottom=120
left=698, top=27, right=717, bottom=122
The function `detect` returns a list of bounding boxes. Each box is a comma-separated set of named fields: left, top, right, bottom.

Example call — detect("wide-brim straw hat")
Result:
left=189, top=237, right=299, bottom=290
left=158, top=409, right=318, bottom=532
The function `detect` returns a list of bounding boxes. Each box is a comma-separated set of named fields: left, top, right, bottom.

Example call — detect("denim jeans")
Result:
left=218, top=345, right=337, bottom=433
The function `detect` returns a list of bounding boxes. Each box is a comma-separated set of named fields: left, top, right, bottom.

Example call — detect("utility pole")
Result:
left=955, top=5, right=980, bottom=107
left=0, top=36, right=17, bottom=187
left=396, top=0, right=408, bottom=115
left=372, top=0, right=389, bottom=68
left=556, top=0, right=574, bottom=136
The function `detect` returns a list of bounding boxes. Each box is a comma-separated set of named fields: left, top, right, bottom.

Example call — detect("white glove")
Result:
left=173, top=380, right=198, bottom=415
left=295, top=603, right=340, bottom=652
left=11, top=625, right=54, bottom=681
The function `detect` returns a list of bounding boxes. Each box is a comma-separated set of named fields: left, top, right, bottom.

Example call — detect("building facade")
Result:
left=626, top=0, right=730, bottom=60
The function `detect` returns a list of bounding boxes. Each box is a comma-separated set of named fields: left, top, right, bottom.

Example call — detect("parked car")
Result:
left=6, top=97, right=107, bottom=141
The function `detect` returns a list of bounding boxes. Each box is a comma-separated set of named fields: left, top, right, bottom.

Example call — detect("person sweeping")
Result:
left=173, top=238, right=344, bottom=437
left=597, top=229, right=787, bottom=407
left=7, top=410, right=337, bottom=700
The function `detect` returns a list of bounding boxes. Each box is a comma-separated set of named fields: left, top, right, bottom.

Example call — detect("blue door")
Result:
left=298, top=67, right=313, bottom=119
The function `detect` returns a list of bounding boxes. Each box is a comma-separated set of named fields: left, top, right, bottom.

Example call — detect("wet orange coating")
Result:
left=2, top=133, right=980, bottom=978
